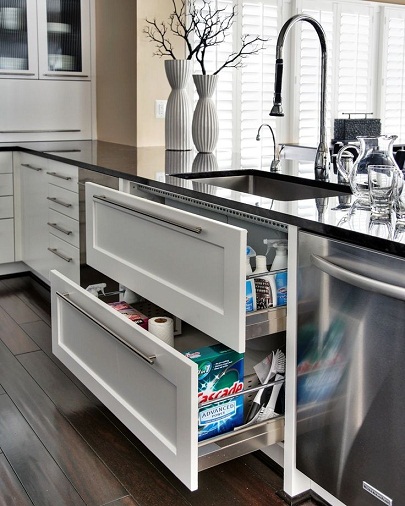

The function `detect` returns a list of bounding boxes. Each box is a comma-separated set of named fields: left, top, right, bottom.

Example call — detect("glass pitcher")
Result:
left=336, top=135, right=403, bottom=203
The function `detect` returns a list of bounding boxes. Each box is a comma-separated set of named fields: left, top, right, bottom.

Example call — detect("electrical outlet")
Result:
left=155, top=100, right=167, bottom=119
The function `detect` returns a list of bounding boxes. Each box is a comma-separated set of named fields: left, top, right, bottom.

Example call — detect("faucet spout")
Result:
left=270, top=14, right=330, bottom=181
left=256, top=123, right=281, bottom=172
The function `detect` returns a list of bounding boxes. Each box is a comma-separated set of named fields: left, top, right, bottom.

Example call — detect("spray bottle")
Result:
left=246, top=246, right=256, bottom=312
left=86, top=283, right=106, bottom=298
left=267, top=240, right=288, bottom=306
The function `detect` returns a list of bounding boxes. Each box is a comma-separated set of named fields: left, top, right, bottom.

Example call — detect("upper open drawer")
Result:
left=85, top=183, right=247, bottom=352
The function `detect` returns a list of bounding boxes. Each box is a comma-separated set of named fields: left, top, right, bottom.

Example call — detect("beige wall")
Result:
left=95, top=0, right=137, bottom=146
left=95, top=0, right=184, bottom=147
left=136, top=0, right=185, bottom=147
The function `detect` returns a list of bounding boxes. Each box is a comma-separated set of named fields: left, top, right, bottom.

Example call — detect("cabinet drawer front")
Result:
left=50, top=271, right=199, bottom=490
left=0, top=196, right=13, bottom=218
left=48, top=209, right=80, bottom=248
left=0, top=174, right=13, bottom=196
left=48, top=235, right=80, bottom=284
left=86, top=183, right=246, bottom=352
left=0, top=152, right=12, bottom=174
left=0, top=219, right=14, bottom=263
left=47, top=184, right=79, bottom=220
left=46, top=162, right=78, bottom=193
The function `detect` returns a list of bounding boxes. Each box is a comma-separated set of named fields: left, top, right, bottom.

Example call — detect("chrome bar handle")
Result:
left=311, top=254, right=405, bottom=301
left=47, top=222, right=73, bottom=236
left=0, top=129, right=81, bottom=133
left=47, top=197, right=72, bottom=208
left=43, top=74, right=89, bottom=78
left=21, top=163, right=43, bottom=172
left=48, top=248, right=72, bottom=263
left=47, top=171, right=72, bottom=181
left=0, top=72, right=36, bottom=76
left=55, top=291, right=156, bottom=365
left=94, top=195, right=203, bottom=235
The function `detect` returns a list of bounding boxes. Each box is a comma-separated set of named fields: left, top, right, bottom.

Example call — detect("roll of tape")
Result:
left=148, top=316, right=174, bottom=347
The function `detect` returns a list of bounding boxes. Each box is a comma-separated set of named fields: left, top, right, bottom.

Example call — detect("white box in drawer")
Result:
left=0, top=174, right=13, bottom=196
left=0, top=196, right=13, bottom=218
left=0, top=152, right=12, bottom=174
left=47, top=184, right=79, bottom=221
left=48, top=208, right=80, bottom=248
left=48, top=234, right=80, bottom=283
left=46, top=161, right=78, bottom=193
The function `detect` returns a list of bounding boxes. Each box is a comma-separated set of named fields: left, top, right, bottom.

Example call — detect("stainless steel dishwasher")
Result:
left=296, top=231, right=405, bottom=506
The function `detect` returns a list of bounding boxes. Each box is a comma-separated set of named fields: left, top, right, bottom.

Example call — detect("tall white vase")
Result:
left=192, top=74, right=219, bottom=153
left=164, top=60, right=193, bottom=151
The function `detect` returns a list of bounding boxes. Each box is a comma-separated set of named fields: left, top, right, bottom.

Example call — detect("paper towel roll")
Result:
left=148, top=316, right=174, bottom=347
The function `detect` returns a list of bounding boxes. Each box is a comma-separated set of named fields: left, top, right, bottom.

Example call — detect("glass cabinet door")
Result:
left=37, top=0, right=90, bottom=79
left=0, top=0, right=38, bottom=77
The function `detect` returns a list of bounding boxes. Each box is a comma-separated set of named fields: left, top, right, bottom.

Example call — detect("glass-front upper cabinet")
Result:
left=37, top=0, right=90, bottom=79
left=0, top=0, right=39, bottom=77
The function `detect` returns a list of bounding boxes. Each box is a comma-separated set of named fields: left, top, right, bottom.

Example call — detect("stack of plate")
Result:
left=0, top=8, right=24, bottom=30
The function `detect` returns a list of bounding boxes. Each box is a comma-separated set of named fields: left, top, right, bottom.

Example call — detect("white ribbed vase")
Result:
left=192, top=74, right=219, bottom=153
left=164, top=60, right=193, bottom=151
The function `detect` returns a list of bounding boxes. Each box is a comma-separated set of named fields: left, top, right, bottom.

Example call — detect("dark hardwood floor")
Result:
left=0, top=275, right=319, bottom=506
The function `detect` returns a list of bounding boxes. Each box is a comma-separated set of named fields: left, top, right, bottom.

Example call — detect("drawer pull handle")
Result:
left=21, top=163, right=43, bottom=172
left=56, top=291, right=156, bottom=365
left=47, top=222, right=73, bottom=235
left=47, top=197, right=72, bottom=208
left=47, top=171, right=72, bottom=181
left=94, top=195, right=203, bottom=235
left=1, top=129, right=81, bottom=133
left=48, top=248, right=72, bottom=262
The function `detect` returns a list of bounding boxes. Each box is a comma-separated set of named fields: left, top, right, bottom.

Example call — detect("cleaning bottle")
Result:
left=269, top=240, right=288, bottom=306
left=246, top=246, right=256, bottom=312
left=252, top=250, right=277, bottom=309
left=86, top=283, right=106, bottom=298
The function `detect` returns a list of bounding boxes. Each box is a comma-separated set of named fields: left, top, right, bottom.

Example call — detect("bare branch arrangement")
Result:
left=144, top=0, right=267, bottom=75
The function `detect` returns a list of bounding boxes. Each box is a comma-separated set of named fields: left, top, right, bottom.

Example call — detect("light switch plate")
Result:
left=155, top=100, right=167, bottom=119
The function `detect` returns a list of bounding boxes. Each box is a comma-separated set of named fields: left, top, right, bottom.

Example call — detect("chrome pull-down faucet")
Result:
left=256, top=123, right=281, bottom=172
left=270, top=14, right=330, bottom=181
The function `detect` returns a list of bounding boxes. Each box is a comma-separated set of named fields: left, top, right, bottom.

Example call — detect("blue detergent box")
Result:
left=183, top=344, right=244, bottom=441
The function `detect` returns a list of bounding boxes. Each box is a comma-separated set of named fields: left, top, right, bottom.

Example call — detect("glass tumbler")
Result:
left=368, top=165, right=397, bottom=216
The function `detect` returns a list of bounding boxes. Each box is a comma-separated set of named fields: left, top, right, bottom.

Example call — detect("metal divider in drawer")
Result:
left=48, top=184, right=79, bottom=220
left=246, top=307, right=287, bottom=340
left=48, top=208, right=80, bottom=248
left=46, top=163, right=78, bottom=192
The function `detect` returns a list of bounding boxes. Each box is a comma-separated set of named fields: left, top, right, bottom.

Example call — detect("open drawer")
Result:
left=85, top=183, right=247, bottom=352
left=51, top=271, right=285, bottom=491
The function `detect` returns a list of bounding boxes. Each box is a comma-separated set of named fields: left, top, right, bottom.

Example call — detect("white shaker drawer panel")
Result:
left=0, top=219, right=14, bottom=263
left=0, top=152, right=12, bottom=174
left=0, top=174, right=13, bottom=196
left=48, top=209, right=80, bottom=248
left=47, top=184, right=79, bottom=221
left=86, top=183, right=246, bottom=352
left=50, top=271, right=198, bottom=491
left=47, top=235, right=80, bottom=284
left=46, top=162, right=79, bottom=193
left=0, top=196, right=13, bottom=218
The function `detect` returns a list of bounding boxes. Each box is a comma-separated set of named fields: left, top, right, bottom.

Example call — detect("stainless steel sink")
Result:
left=173, top=170, right=351, bottom=201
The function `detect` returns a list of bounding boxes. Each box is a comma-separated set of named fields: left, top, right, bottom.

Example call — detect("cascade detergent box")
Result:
left=183, top=344, right=244, bottom=441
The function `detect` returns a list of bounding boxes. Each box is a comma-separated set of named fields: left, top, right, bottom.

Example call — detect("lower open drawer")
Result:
left=50, top=270, right=284, bottom=491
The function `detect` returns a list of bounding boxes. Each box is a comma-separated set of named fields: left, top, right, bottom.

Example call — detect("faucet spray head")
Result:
left=270, top=58, right=285, bottom=117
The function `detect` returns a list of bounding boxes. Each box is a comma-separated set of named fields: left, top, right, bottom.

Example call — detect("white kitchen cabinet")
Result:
left=51, top=182, right=285, bottom=491
left=0, top=152, right=14, bottom=264
left=0, top=0, right=91, bottom=80
left=17, top=153, right=49, bottom=275
left=15, top=153, right=80, bottom=282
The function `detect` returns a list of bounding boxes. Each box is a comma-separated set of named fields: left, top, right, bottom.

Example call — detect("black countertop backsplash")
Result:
left=2, top=140, right=404, bottom=258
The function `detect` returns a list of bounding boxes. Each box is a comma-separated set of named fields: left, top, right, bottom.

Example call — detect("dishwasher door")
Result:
left=296, top=231, right=405, bottom=506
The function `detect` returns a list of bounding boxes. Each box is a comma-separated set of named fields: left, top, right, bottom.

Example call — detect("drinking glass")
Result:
left=368, top=165, right=397, bottom=216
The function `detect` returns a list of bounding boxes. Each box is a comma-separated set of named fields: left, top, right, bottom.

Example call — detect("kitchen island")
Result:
left=1, top=140, right=404, bottom=506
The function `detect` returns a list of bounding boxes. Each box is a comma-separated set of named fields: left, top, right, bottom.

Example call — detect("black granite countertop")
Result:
left=2, top=140, right=404, bottom=258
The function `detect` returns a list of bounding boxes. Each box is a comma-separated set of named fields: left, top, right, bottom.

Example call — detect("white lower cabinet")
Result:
left=0, top=219, right=14, bottom=263
left=51, top=182, right=285, bottom=491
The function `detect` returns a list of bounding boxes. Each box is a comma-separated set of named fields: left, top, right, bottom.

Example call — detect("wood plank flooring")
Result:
left=0, top=275, right=320, bottom=506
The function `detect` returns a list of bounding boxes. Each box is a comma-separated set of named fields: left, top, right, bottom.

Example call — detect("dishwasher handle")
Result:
left=311, top=254, right=405, bottom=301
